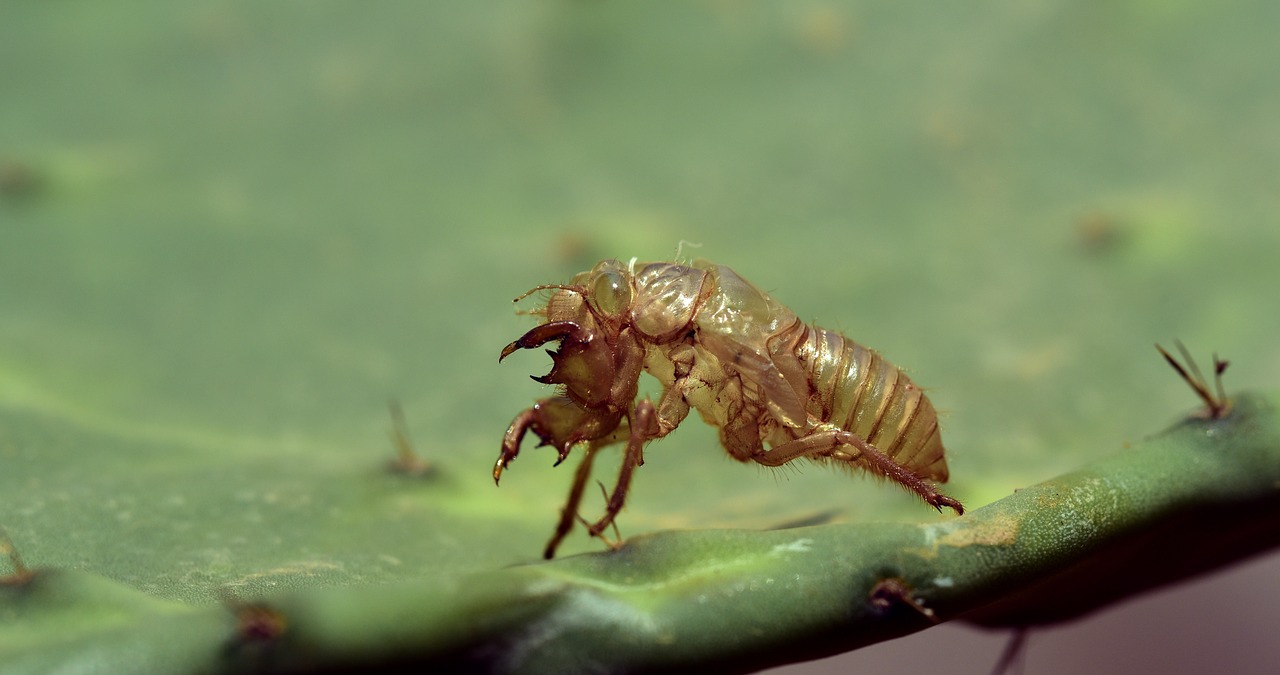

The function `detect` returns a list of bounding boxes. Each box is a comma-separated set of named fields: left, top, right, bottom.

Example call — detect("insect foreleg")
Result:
left=655, top=379, right=694, bottom=437
left=651, top=343, right=700, bottom=435
left=584, top=398, right=661, bottom=539
left=753, top=429, right=964, bottom=515
left=494, top=407, right=538, bottom=484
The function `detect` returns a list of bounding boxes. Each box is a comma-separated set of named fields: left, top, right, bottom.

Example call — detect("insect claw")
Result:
left=928, top=494, right=965, bottom=516
left=553, top=444, right=574, bottom=466
left=492, top=460, right=507, bottom=485
left=525, top=350, right=563, bottom=386
left=503, top=322, right=585, bottom=355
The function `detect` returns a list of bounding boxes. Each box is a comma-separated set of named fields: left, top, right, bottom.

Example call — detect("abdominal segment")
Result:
left=797, top=325, right=949, bottom=482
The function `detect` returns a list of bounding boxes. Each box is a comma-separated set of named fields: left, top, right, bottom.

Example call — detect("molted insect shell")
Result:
left=496, top=258, right=962, bottom=559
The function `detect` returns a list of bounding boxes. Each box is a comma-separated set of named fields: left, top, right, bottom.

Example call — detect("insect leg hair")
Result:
left=752, top=429, right=964, bottom=515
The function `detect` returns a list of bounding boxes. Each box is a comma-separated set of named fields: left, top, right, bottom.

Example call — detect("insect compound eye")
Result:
left=590, top=267, right=633, bottom=319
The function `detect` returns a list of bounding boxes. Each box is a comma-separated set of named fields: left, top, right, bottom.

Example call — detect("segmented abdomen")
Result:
left=796, top=325, right=949, bottom=482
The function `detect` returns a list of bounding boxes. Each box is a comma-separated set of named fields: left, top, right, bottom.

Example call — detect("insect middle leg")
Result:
left=584, top=398, right=661, bottom=539
left=752, top=428, right=964, bottom=515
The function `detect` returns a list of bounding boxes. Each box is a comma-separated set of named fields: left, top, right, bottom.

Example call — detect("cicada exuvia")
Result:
left=496, top=259, right=962, bottom=558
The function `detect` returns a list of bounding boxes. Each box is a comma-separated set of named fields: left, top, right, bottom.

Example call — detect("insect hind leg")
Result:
left=752, top=429, right=964, bottom=515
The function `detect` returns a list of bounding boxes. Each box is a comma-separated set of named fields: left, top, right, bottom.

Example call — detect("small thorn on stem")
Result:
left=990, top=628, right=1030, bottom=675
left=1156, top=341, right=1231, bottom=419
left=388, top=401, right=434, bottom=476
left=1213, top=354, right=1230, bottom=407
left=218, top=588, right=288, bottom=646
left=869, top=578, right=937, bottom=622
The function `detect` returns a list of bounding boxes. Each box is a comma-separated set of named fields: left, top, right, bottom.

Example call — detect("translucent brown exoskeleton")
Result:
left=495, top=259, right=964, bottom=558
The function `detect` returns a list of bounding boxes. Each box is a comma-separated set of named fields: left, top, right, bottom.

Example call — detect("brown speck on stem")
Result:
left=0, top=159, right=42, bottom=200
left=869, top=578, right=937, bottom=622
left=218, top=587, right=288, bottom=649
left=1076, top=211, right=1125, bottom=254
left=1156, top=340, right=1231, bottom=419
left=236, top=603, right=287, bottom=643
left=0, top=527, right=34, bottom=586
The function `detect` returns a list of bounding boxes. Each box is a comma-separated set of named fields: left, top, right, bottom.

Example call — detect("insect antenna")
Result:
left=512, top=284, right=585, bottom=317
left=512, top=284, right=581, bottom=304
left=1155, top=340, right=1231, bottom=419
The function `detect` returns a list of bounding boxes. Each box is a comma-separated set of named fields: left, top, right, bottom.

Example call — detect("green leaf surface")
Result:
left=3, top=1, right=1279, bottom=672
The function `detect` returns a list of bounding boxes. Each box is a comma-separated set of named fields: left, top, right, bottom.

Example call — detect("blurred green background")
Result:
left=3, top=1, right=1279, bottom=672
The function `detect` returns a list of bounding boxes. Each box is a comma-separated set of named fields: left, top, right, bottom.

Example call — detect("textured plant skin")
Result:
left=4, top=392, right=1277, bottom=674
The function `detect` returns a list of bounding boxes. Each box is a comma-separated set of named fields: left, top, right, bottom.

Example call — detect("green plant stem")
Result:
left=5, top=393, right=1279, bottom=674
